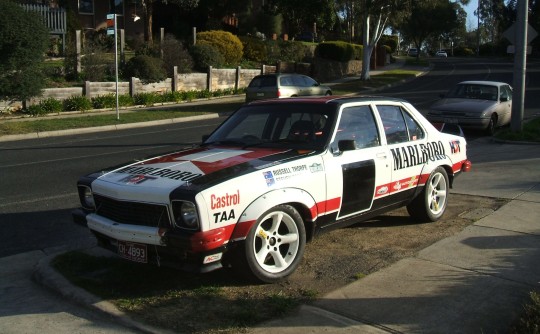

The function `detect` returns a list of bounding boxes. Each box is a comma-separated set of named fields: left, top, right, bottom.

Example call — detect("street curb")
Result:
left=32, top=250, right=175, bottom=334
left=0, top=113, right=221, bottom=143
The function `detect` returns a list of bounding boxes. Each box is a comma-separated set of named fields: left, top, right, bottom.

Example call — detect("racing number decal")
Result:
left=339, top=159, right=376, bottom=217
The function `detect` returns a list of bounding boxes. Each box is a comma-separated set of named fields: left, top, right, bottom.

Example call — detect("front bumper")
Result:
left=72, top=209, right=229, bottom=273
left=426, top=114, right=490, bottom=130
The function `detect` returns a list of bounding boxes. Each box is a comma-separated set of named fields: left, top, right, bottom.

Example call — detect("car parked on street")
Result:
left=408, top=48, right=419, bottom=57
left=427, top=81, right=513, bottom=135
left=245, top=73, right=332, bottom=103
left=435, top=50, right=448, bottom=57
left=73, top=96, right=471, bottom=283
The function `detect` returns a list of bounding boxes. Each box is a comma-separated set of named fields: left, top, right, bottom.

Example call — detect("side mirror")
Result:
left=500, top=96, right=509, bottom=102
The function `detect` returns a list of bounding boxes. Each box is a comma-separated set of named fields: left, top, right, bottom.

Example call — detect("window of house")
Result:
left=78, top=0, right=94, bottom=14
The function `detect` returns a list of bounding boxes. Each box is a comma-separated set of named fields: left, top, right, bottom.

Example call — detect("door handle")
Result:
left=376, top=152, right=387, bottom=159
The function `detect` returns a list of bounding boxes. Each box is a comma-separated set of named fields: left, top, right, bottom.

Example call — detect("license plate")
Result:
left=118, top=240, right=148, bottom=263
left=256, top=92, right=265, bottom=97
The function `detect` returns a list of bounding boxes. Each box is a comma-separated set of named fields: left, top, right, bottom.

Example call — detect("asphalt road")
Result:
left=0, top=57, right=538, bottom=258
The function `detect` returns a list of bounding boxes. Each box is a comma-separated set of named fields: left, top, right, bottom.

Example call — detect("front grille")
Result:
left=94, top=194, right=171, bottom=227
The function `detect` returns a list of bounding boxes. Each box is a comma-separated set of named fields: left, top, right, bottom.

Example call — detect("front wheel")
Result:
left=407, top=167, right=449, bottom=222
left=243, top=204, right=306, bottom=283
left=486, top=114, right=497, bottom=136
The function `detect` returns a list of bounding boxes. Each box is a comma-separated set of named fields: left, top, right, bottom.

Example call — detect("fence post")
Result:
left=173, top=66, right=178, bottom=92
left=235, top=66, right=241, bottom=92
left=85, top=81, right=91, bottom=99
left=130, top=77, right=137, bottom=97
left=207, top=66, right=213, bottom=92
left=76, top=30, right=82, bottom=75
left=192, top=27, right=196, bottom=45
left=120, top=29, right=125, bottom=65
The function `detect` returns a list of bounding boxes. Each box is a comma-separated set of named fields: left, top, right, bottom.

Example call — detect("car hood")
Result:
left=431, top=98, right=497, bottom=113
left=94, top=146, right=307, bottom=193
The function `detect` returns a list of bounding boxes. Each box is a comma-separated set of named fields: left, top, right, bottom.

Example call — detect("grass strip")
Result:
left=331, top=69, right=421, bottom=95
left=495, top=117, right=540, bottom=142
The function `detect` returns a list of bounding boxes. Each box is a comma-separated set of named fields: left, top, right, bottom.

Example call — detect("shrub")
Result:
left=190, top=44, right=225, bottom=71
left=196, top=30, right=243, bottom=66
left=39, top=97, right=63, bottom=114
left=91, top=94, right=117, bottom=109
left=240, top=36, right=268, bottom=63
left=27, top=104, right=46, bottom=116
left=161, top=35, right=194, bottom=76
left=124, top=55, right=167, bottom=84
left=118, top=94, right=135, bottom=107
left=316, top=41, right=358, bottom=62
left=63, top=96, right=92, bottom=112
left=82, top=53, right=110, bottom=82
left=133, top=92, right=163, bottom=107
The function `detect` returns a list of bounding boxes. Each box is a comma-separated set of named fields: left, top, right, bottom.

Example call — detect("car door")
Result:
left=373, top=103, right=428, bottom=205
left=323, top=104, right=392, bottom=222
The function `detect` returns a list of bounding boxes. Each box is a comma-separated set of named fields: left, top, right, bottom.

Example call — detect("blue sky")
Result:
left=464, top=1, right=478, bottom=30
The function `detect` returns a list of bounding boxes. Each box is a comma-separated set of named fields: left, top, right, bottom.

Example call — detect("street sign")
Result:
left=107, top=14, right=115, bottom=36
left=503, top=23, right=538, bottom=44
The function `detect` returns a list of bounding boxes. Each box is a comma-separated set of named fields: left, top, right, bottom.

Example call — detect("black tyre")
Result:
left=407, top=167, right=449, bottom=222
left=486, top=114, right=497, bottom=136
left=243, top=204, right=306, bottom=283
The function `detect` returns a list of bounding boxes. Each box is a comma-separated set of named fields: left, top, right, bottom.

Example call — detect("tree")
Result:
left=265, top=0, right=337, bottom=38
left=140, top=0, right=199, bottom=44
left=398, top=0, right=461, bottom=60
left=0, top=1, right=49, bottom=106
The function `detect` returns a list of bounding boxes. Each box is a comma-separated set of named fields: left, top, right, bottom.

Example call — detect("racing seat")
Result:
left=288, top=120, right=315, bottom=142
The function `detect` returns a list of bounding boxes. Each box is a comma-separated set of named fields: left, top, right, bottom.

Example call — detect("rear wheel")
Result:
left=325, top=91, right=332, bottom=96
left=242, top=204, right=306, bottom=283
left=407, top=167, right=449, bottom=222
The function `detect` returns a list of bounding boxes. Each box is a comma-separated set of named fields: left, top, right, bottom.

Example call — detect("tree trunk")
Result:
left=144, top=2, right=154, bottom=44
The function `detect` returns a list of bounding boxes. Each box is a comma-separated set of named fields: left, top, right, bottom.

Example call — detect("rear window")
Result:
left=249, top=76, right=277, bottom=88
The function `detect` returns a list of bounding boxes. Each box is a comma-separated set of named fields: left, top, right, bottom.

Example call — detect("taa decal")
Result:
left=119, top=174, right=157, bottom=184
left=449, top=140, right=461, bottom=154
left=390, top=141, right=446, bottom=171
left=213, top=210, right=236, bottom=223
left=116, top=166, right=201, bottom=182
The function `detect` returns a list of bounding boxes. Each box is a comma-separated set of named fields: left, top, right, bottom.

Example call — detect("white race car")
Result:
left=74, top=96, right=471, bottom=283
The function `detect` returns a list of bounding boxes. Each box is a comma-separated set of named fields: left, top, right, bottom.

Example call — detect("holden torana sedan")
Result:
left=73, top=96, right=471, bottom=283
left=427, top=81, right=513, bottom=135
left=245, top=73, right=332, bottom=103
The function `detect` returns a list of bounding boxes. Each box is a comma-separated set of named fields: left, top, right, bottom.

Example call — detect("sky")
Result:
left=464, top=1, right=478, bottom=30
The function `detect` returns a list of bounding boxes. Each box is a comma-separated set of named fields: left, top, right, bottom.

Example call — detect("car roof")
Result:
left=457, top=80, right=509, bottom=87
left=246, top=95, right=408, bottom=106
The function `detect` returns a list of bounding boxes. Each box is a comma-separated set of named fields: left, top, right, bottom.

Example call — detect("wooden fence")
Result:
left=20, top=4, right=66, bottom=52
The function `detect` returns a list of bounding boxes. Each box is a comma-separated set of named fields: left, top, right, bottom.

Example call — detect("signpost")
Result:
left=107, top=14, right=120, bottom=120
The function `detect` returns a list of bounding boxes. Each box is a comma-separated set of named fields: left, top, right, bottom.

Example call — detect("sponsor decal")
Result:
left=449, top=140, right=461, bottom=154
left=213, top=209, right=236, bottom=224
left=376, top=186, right=389, bottom=195
left=210, top=190, right=240, bottom=210
left=116, top=166, right=202, bottom=182
left=309, top=163, right=324, bottom=173
left=203, top=253, right=223, bottom=264
left=263, top=171, right=275, bottom=187
left=390, top=141, right=446, bottom=171
left=119, top=174, right=157, bottom=184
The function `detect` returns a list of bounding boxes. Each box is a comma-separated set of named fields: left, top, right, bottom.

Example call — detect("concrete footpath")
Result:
left=250, top=137, right=540, bottom=334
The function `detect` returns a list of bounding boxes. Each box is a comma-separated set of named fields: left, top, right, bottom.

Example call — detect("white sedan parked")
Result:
left=427, top=81, right=513, bottom=135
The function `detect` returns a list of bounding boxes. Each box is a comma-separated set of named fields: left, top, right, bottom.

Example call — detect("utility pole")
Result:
left=511, top=0, right=528, bottom=132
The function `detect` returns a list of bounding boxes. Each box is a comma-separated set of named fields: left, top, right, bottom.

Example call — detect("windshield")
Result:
left=446, top=84, right=498, bottom=101
left=205, top=103, right=337, bottom=150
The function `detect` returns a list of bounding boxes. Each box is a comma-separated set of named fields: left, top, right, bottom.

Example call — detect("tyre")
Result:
left=243, top=204, right=306, bottom=283
left=486, top=114, right=497, bottom=136
left=407, top=167, right=449, bottom=222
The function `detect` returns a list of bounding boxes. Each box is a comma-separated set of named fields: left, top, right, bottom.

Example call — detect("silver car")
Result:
left=427, top=81, right=512, bottom=135
left=245, top=73, right=332, bottom=103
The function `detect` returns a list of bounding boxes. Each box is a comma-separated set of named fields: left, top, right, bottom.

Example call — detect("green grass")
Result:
left=0, top=101, right=244, bottom=137
left=495, top=117, right=540, bottom=142
left=331, top=69, right=421, bottom=95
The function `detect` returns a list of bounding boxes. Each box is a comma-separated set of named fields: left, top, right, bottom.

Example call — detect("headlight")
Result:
left=78, top=185, right=95, bottom=210
left=172, top=201, right=200, bottom=229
